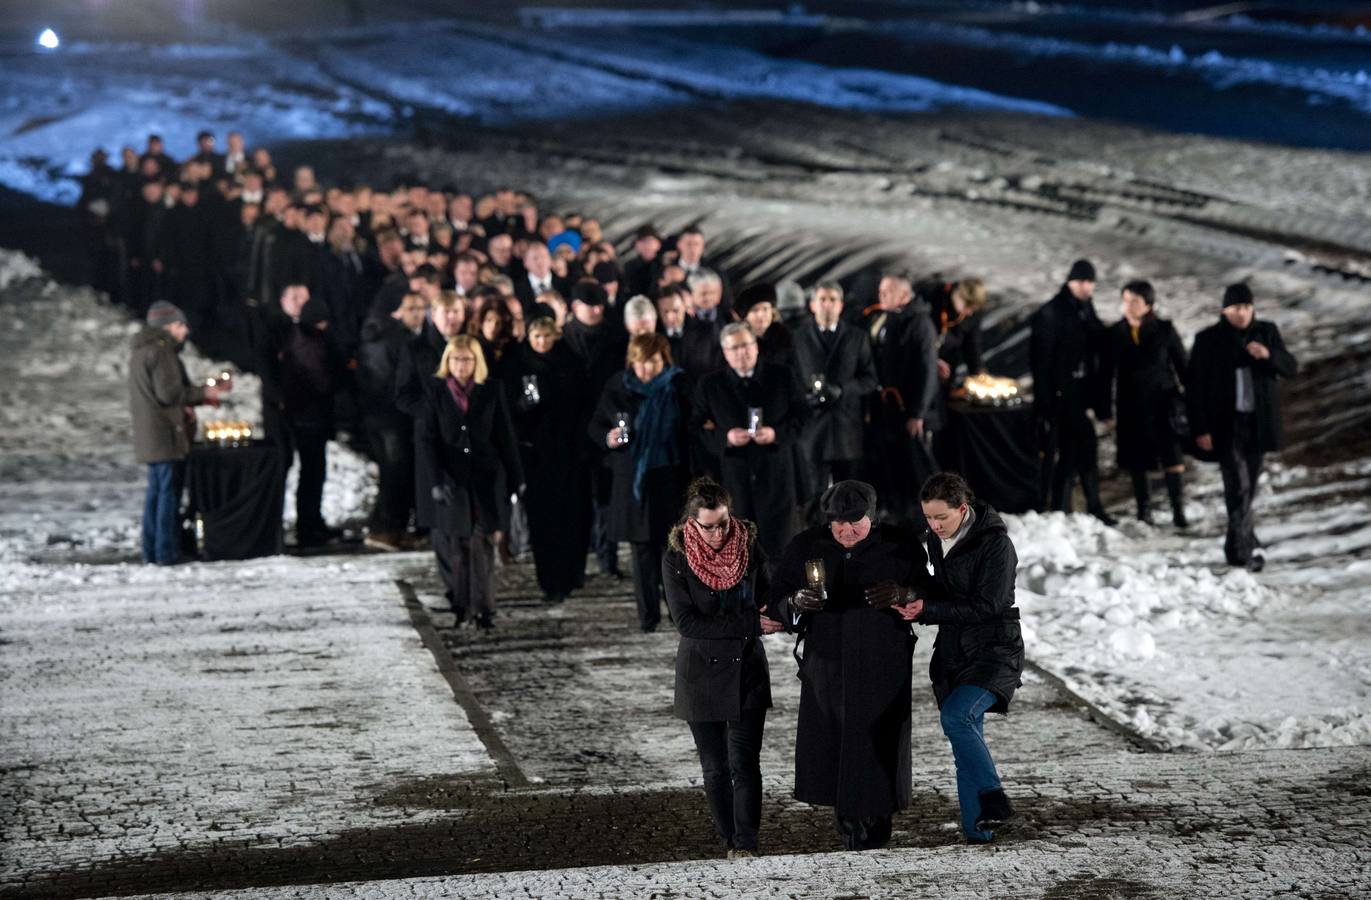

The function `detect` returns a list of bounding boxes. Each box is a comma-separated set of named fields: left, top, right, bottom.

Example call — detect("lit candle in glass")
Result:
left=804, top=558, right=828, bottom=601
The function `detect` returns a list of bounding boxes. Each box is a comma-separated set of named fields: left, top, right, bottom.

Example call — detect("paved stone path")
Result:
left=2, top=551, right=1368, bottom=899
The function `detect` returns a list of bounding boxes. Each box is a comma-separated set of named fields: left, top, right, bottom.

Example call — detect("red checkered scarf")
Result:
left=683, top=518, right=750, bottom=592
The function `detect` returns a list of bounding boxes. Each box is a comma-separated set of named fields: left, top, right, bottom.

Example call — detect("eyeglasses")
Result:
left=694, top=518, right=730, bottom=533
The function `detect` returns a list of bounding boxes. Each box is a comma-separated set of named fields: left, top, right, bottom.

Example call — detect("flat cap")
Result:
left=820, top=480, right=877, bottom=523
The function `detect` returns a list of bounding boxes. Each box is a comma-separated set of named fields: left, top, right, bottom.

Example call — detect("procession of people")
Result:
left=115, top=128, right=1298, bottom=854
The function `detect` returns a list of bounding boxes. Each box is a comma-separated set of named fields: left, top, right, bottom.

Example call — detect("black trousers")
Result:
left=589, top=464, right=618, bottom=574
left=1220, top=414, right=1263, bottom=566
left=280, top=424, right=328, bottom=536
left=434, top=519, right=495, bottom=617
left=629, top=540, right=664, bottom=632
left=689, top=708, right=767, bottom=852
left=365, top=416, right=415, bottom=534
left=1042, top=407, right=1103, bottom=513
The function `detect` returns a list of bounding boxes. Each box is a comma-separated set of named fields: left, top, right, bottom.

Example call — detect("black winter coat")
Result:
left=1029, top=287, right=1107, bottom=420
left=677, top=315, right=725, bottom=383
left=1099, top=317, right=1188, bottom=470
left=395, top=324, right=448, bottom=528
left=792, top=320, right=878, bottom=463
left=1185, top=317, right=1297, bottom=455
left=415, top=377, right=523, bottom=538
left=769, top=524, right=928, bottom=818
left=258, top=314, right=342, bottom=438
left=693, top=361, right=809, bottom=559
left=589, top=370, right=691, bottom=545
left=663, top=521, right=772, bottom=722
left=919, top=504, right=1023, bottom=714
left=868, top=300, right=939, bottom=428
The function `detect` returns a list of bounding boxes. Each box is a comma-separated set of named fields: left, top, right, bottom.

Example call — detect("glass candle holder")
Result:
left=805, top=558, right=828, bottom=601
left=615, top=411, right=631, bottom=445
left=747, top=407, right=763, bottom=436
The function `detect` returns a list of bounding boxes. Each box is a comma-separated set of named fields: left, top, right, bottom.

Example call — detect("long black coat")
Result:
left=919, top=504, right=1023, bottom=714
left=678, top=315, right=725, bottom=382
left=1099, top=316, right=1188, bottom=470
left=769, top=523, right=927, bottom=818
left=693, top=360, right=809, bottom=559
left=1029, top=287, right=1108, bottom=420
left=792, top=320, right=878, bottom=463
left=415, top=377, right=523, bottom=538
left=1185, top=317, right=1297, bottom=455
left=588, top=369, right=691, bottom=545
left=868, top=300, right=939, bottom=428
left=395, top=324, right=449, bottom=528
left=663, top=521, right=772, bottom=722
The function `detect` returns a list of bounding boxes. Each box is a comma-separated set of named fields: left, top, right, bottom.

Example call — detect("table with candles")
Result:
left=935, top=375, right=1040, bottom=514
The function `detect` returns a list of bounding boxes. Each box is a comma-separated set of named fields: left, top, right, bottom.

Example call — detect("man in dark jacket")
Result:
left=1029, top=259, right=1115, bottom=524
left=128, top=302, right=226, bottom=564
left=792, top=282, right=878, bottom=522
left=765, top=480, right=928, bottom=851
left=123, top=178, right=168, bottom=316
left=865, top=274, right=939, bottom=526
left=1186, top=284, right=1298, bottom=571
left=158, top=181, right=214, bottom=333
left=259, top=284, right=341, bottom=547
left=693, top=323, right=808, bottom=559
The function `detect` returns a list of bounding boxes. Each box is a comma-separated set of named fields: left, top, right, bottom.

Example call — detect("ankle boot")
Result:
left=1082, top=471, right=1117, bottom=527
left=1130, top=470, right=1152, bottom=524
left=1165, top=471, right=1188, bottom=527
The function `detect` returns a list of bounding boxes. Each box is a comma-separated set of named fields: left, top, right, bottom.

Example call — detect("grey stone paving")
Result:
left=1, top=551, right=1368, bottom=899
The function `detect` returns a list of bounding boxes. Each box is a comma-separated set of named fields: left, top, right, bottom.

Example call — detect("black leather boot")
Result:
left=1130, top=469, right=1152, bottom=524
left=1165, top=470, right=1188, bottom=528
left=1082, top=471, right=1117, bottom=527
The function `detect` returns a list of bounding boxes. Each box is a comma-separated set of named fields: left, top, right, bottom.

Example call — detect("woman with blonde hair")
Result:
left=416, top=335, right=523, bottom=629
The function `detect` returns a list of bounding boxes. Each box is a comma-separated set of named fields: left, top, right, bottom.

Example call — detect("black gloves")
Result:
left=789, top=587, right=826, bottom=613
left=864, top=580, right=913, bottom=610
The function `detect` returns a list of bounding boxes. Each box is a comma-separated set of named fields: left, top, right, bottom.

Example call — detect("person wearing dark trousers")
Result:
left=663, top=477, right=772, bottom=858
left=792, top=282, right=878, bottom=523
left=693, top=323, right=810, bottom=561
left=259, top=285, right=341, bottom=548
left=128, top=302, right=227, bottom=565
left=909, top=473, right=1023, bottom=845
left=501, top=318, right=587, bottom=604
left=417, top=335, right=523, bottom=629
left=1098, top=281, right=1190, bottom=526
left=1029, top=259, right=1115, bottom=525
left=865, top=274, right=939, bottom=526
left=590, top=334, right=691, bottom=632
left=1186, top=284, right=1298, bottom=571
left=765, top=480, right=929, bottom=852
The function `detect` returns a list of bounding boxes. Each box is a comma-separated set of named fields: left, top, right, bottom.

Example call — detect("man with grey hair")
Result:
left=622, top=295, right=658, bottom=337
left=687, top=268, right=725, bottom=324
left=692, top=322, right=809, bottom=557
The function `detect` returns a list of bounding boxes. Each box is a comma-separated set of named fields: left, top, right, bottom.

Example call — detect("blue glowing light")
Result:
left=38, top=28, right=60, bottom=50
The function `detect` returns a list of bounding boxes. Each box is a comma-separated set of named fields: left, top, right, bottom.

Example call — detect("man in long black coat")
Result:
left=1186, top=283, right=1298, bottom=570
left=1029, top=259, right=1114, bottom=524
left=766, top=480, right=928, bottom=851
left=792, top=282, right=878, bottom=522
left=693, top=323, right=808, bottom=560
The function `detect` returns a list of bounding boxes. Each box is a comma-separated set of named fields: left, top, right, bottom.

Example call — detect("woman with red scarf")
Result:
left=663, top=477, right=773, bottom=859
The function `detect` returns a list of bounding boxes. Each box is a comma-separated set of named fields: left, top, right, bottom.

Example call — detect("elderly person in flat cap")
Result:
left=764, top=480, right=930, bottom=851
left=128, top=301, right=229, bottom=565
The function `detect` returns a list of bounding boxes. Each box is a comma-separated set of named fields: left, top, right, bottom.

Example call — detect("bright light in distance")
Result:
left=38, top=28, right=60, bottom=50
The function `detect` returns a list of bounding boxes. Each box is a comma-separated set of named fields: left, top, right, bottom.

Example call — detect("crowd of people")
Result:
left=111, top=127, right=1299, bottom=854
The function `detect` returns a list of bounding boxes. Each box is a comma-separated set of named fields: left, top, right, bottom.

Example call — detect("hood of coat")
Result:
left=667, top=517, right=757, bottom=555
left=927, top=501, right=1006, bottom=557
left=131, top=325, right=176, bottom=352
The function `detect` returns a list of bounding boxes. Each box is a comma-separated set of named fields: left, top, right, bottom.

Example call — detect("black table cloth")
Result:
left=186, top=441, right=285, bottom=560
left=934, top=401, right=1040, bottom=514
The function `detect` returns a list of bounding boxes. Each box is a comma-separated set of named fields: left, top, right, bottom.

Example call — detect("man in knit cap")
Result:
left=128, top=301, right=229, bottom=564
left=1186, top=283, right=1298, bottom=571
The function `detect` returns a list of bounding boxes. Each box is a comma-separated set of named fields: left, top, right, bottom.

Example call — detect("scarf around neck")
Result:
left=626, top=366, right=682, bottom=500
left=683, top=517, right=750, bottom=593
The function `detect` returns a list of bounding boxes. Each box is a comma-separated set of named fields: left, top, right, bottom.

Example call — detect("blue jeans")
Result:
left=940, top=685, right=1002, bottom=841
left=142, top=461, right=185, bottom=565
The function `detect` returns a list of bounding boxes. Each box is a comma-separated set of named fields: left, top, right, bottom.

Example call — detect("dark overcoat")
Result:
left=769, top=523, right=927, bottom=819
left=1099, top=316, right=1188, bottom=470
left=919, top=503, right=1023, bottom=714
left=663, top=521, right=773, bottom=722
left=588, top=369, right=691, bottom=545
left=1029, top=287, right=1108, bottom=420
left=415, top=376, right=523, bottom=538
left=395, top=324, right=447, bottom=528
left=791, top=320, right=878, bottom=463
left=127, top=327, right=206, bottom=464
left=1185, top=317, right=1297, bottom=455
left=693, top=360, right=809, bottom=559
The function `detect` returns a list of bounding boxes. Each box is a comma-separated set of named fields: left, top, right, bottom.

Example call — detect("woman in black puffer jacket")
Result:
left=910, top=472, right=1023, bottom=846
left=662, top=477, right=772, bottom=859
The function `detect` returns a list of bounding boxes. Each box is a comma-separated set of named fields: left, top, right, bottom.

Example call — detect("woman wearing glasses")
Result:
left=663, top=477, right=773, bottom=859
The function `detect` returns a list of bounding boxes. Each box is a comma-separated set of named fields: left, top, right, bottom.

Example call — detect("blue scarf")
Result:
left=626, top=366, right=682, bottom=501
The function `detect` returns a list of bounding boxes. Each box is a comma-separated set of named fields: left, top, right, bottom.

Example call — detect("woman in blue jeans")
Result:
left=906, top=472, right=1024, bottom=844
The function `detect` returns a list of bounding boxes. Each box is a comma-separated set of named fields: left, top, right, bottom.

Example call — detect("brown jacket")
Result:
left=128, top=326, right=206, bottom=463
